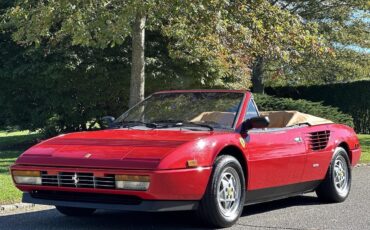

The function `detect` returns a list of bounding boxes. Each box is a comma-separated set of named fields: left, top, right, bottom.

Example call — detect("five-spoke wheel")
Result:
left=217, top=168, right=241, bottom=218
left=316, top=147, right=351, bottom=203
left=333, top=156, right=349, bottom=196
left=197, top=155, right=245, bottom=228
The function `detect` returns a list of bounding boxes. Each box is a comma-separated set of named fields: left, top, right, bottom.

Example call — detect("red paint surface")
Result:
left=11, top=90, right=361, bottom=201
left=12, top=165, right=211, bottom=200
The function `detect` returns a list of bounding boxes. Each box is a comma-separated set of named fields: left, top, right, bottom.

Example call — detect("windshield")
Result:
left=114, top=92, right=244, bottom=130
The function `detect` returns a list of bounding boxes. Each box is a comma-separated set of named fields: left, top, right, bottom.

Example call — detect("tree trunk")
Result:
left=251, top=57, right=265, bottom=94
left=129, top=12, right=146, bottom=108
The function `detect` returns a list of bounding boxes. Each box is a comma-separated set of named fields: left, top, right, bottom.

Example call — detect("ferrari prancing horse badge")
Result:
left=239, top=137, right=246, bottom=148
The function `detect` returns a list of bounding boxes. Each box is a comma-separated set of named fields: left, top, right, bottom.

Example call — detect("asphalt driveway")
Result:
left=1, top=166, right=369, bottom=230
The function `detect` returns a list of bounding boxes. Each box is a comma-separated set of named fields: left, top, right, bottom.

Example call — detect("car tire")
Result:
left=55, top=206, right=96, bottom=216
left=197, top=155, right=246, bottom=228
left=316, top=147, right=351, bottom=203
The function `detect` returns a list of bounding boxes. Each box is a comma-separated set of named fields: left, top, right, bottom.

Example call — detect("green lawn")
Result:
left=359, top=134, right=370, bottom=163
left=0, top=131, right=369, bottom=205
left=0, top=130, right=41, bottom=149
left=0, top=131, right=42, bottom=204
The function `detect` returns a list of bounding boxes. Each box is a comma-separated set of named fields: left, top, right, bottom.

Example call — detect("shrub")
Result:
left=266, top=80, right=370, bottom=134
left=254, top=94, right=354, bottom=128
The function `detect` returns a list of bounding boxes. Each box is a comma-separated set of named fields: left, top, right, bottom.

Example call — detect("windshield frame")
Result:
left=114, top=91, right=247, bottom=131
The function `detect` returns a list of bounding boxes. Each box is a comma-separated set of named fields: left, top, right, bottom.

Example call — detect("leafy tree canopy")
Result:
left=3, top=0, right=364, bottom=134
left=3, top=0, right=325, bottom=87
left=263, top=0, right=370, bottom=86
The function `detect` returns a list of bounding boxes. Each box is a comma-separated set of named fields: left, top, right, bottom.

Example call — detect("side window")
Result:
left=245, top=99, right=259, bottom=120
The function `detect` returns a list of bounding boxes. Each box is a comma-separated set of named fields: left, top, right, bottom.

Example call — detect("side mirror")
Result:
left=101, top=116, right=115, bottom=128
left=240, top=116, right=270, bottom=136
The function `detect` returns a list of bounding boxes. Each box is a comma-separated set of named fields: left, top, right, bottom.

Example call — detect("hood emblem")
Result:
left=84, top=153, right=92, bottom=158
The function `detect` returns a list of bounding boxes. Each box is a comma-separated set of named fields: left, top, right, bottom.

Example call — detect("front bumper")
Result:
left=22, top=192, right=199, bottom=212
left=11, top=165, right=212, bottom=200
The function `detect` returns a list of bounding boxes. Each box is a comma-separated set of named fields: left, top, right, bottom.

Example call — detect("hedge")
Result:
left=254, top=94, right=354, bottom=128
left=265, top=80, right=369, bottom=134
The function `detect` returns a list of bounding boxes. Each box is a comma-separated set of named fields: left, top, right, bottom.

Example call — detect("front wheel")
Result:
left=197, top=155, right=246, bottom=228
left=316, top=147, right=351, bottom=203
left=55, top=206, right=96, bottom=216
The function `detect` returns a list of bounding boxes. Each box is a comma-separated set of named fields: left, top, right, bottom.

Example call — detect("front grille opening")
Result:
left=30, top=190, right=142, bottom=205
left=41, top=171, right=115, bottom=189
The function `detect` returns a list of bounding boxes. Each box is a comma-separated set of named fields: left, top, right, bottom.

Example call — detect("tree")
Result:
left=163, top=1, right=326, bottom=93
left=259, top=0, right=370, bottom=89
left=0, top=28, right=230, bottom=134
left=2, top=0, right=323, bottom=100
left=129, top=11, right=146, bottom=107
left=3, top=1, right=155, bottom=107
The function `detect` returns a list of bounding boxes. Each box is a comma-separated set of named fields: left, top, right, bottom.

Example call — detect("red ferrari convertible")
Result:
left=11, top=90, right=361, bottom=227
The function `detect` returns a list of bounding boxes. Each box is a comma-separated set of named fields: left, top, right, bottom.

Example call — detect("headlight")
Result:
left=115, top=175, right=150, bottom=191
left=12, top=170, right=42, bottom=185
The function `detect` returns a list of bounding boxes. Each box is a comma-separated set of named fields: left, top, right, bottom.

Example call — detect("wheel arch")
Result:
left=337, top=142, right=352, bottom=164
left=216, top=145, right=248, bottom=188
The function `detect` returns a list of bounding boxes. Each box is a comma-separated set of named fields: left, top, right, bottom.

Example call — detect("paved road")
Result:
left=1, top=167, right=369, bottom=230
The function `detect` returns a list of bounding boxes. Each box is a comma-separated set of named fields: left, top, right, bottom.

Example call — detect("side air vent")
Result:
left=307, top=130, right=330, bottom=151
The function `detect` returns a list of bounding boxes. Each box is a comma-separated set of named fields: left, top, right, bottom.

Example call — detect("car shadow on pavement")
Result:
left=242, top=194, right=321, bottom=216
left=0, top=209, right=205, bottom=230
left=0, top=195, right=321, bottom=230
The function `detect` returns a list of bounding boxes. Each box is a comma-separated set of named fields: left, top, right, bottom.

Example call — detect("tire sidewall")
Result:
left=330, top=147, right=352, bottom=200
left=209, top=155, right=246, bottom=225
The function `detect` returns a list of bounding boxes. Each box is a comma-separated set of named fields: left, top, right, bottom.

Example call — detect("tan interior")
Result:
left=191, top=111, right=236, bottom=127
left=259, top=111, right=333, bottom=128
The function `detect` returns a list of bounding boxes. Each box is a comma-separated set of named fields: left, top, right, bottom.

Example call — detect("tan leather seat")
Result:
left=191, top=112, right=236, bottom=127
left=260, top=111, right=333, bottom=128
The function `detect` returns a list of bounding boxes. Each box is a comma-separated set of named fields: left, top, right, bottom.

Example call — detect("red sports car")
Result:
left=11, top=90, right=361, bottom=227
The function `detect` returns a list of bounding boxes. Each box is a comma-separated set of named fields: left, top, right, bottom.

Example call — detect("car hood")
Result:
left=16, top=129, right=216, bottom=170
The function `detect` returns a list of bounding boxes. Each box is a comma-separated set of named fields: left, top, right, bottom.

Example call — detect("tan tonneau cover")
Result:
left=259, top=111, right=333, bottom=128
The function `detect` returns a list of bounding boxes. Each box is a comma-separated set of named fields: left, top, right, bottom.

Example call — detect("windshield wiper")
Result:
left=176, top=122, right=214, bottom=131
left=151, top=119, right=183, bottom=124
left=114, top=120, right=158, bottom=128
left=151, top=120, right=214, bottom=131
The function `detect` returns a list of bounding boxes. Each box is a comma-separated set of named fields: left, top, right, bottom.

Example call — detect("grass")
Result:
left=359, top=134, right=370, bottom=163
left=0, top=130, right=42, bottom=149
left=0, top=130, right=369, bottom=205
left=0, top=131, right=42, bottom=205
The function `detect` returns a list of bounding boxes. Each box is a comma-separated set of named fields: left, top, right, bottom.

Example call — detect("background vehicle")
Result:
left=11, top=90, right=361, bottom=228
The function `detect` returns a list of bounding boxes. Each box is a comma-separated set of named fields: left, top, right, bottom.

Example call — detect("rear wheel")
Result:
left=55, top=206, right=96, bottom=216
left=316, top=147, right=351, bottom=203
left=197, top=155, right=246, bottom=228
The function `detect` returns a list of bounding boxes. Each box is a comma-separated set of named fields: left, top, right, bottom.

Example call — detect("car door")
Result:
left=242, top=98, right=307, bottom=200
left=246, top=128, right=307, bottom=190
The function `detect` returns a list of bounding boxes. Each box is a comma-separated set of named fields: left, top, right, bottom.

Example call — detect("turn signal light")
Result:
left=12, top=170, right=40, bottom=177
left=115, top=175, right=150, bottom=191
left=115, top=175, right=150, bottom=182
left=12, top=170, right=42, bottom=185
left=187, top=160, right=198, bottom=168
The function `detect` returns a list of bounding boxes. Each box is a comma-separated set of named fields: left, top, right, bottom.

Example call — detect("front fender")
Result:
left=157, top=133, right=246, bottom=170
